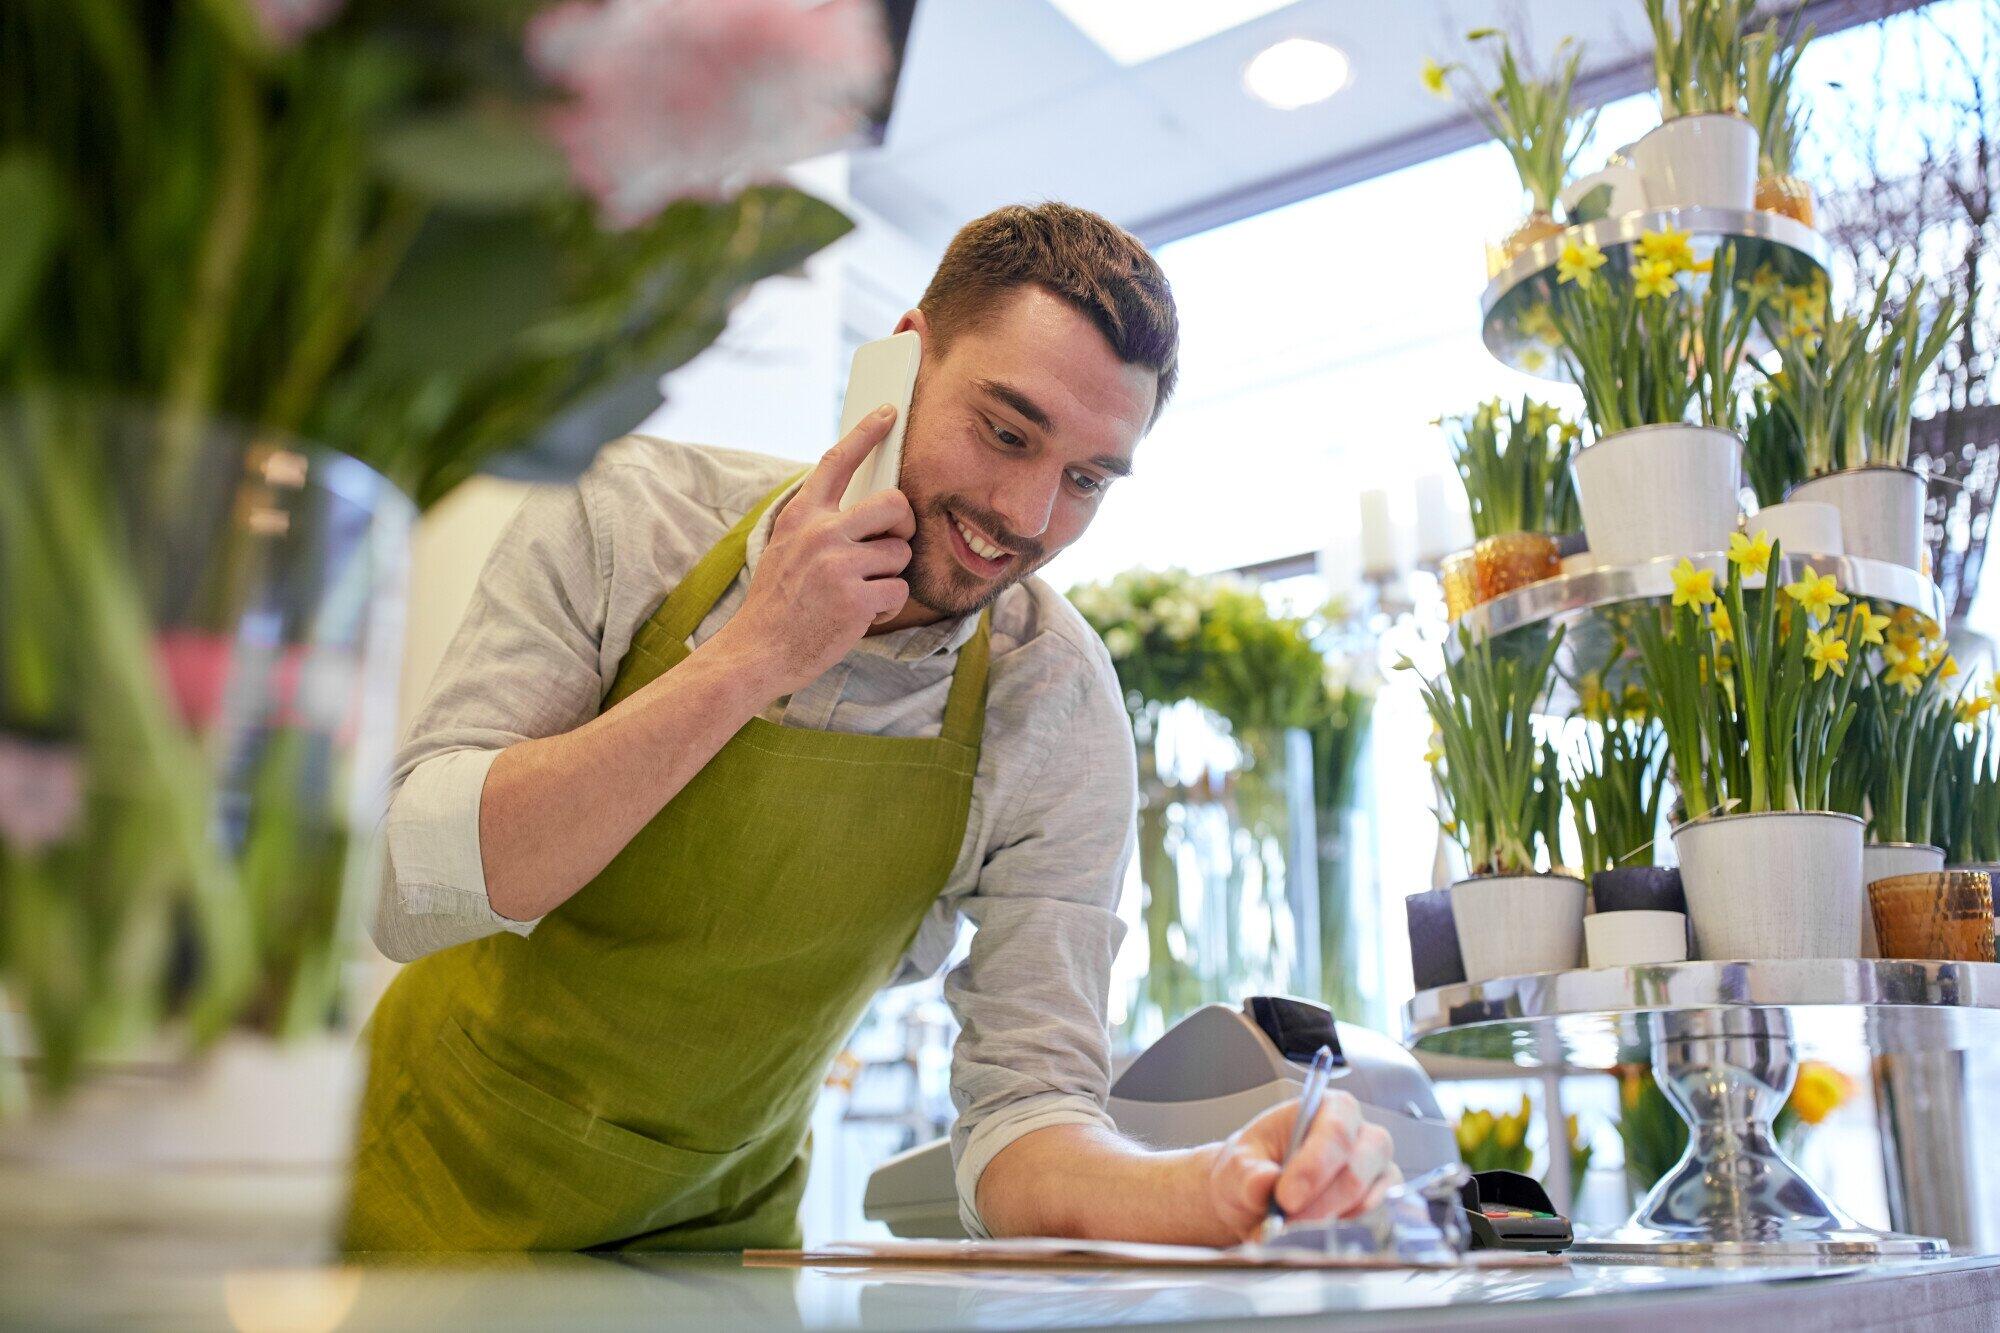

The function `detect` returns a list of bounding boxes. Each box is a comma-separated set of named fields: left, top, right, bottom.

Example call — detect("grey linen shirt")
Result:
left=373, top=434, right=1137, bottom=1238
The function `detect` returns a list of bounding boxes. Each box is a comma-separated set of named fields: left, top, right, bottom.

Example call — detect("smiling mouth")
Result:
left=946, top=508, right=1015, bottom=576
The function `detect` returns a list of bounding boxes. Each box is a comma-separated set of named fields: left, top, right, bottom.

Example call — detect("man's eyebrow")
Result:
left=975, top=378, right=1053, bottom=431
left=1090, top=454, right=1134, bottom=479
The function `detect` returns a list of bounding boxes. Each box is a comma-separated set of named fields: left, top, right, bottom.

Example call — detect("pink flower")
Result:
left=527, top=0, right=888, bottom=227
left=248, top=0, right=345, bottom=48
left=0, top=735, right=83, bottom=854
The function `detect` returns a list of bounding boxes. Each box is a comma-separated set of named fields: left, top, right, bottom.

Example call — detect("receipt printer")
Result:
left=863, top=997, right=1460, bottom=1238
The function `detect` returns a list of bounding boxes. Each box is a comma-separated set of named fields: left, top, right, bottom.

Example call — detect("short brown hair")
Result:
left=918, top=203, right=1179, bottom=427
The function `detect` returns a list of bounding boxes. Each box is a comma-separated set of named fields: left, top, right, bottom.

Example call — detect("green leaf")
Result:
left=365, top=212, right=562, bottom=378
left=374, top=106, right=573, bottom=210
left=0, top=152, right=66, bottom=352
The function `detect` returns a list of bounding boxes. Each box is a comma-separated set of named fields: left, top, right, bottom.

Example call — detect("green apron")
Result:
left=343, top=477, right=989, bottom=1251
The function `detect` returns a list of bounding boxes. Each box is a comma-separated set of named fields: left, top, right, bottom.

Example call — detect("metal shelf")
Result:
left=1481, top=206, right=1831, bottom=381
left=1445, top=551, right=1948, bottom=710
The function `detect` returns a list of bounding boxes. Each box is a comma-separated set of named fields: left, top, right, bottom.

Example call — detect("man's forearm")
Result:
left=975, top=1123, right=1235, bottom=1247
left=479, top=631, right=780, bottom=921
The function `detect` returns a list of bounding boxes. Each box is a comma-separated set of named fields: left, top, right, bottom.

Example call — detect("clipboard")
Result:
left=744, top=1237, right=1568, bottom=1272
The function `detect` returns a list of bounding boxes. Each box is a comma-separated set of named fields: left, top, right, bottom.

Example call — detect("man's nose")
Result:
left=992, top=471, right=1059, bottom=542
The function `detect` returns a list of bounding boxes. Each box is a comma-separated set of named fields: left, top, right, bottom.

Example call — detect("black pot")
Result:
left=1407, top=888, right=1466, bottom=991
left=1590, top=865, right=1686, bottom=915
left=1554, top=531, right=1589, bottom=559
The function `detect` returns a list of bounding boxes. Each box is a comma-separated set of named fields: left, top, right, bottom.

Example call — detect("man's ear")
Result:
left=893, top=307, right=930, bottom=342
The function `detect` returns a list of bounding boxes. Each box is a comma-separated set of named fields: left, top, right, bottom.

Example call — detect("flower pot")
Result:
left=1787, top=467, right=1927, bottom=569
left=1570, top=425, right=1743, bottom=567
left=1450, top=874, right=1587, bottom=983
left=1473, top=531, right=1561, bottom=601
left=1743, top=500, right=1842, bottom=559
left=1629, top=113, right=1758, bottom=211
left=1862, top=842, right=1947, bottom=957
left=1590, top=865, right=1686, bottom=915
left=0, top=1034, right=364, bottom=1263
left=1869, top=871, right=1995, bottom=962
left=1672, top=810, right=1864, bottom=960
left=1755, top=172, right=1815, bottom=226
left=1585, top=910, right=1689, bottom=968
left=1405, top=888, right=1466, bottom=991
left=1440, top=548, right=1480, bottom=620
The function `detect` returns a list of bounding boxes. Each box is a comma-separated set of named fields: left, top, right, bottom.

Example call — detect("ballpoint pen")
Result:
left=1261, top=1044, right=1337, bottom=1242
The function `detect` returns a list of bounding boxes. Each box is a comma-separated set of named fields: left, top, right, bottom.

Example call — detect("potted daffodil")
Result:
left=1423, top=33, right=1597, bottom=273
left=1636, top=0, right=1758, bottom=210
left=1634, top=537, right=1872, bottom=959
left=1414, top=627, right=1583, bottom=983
left=1551, top=234, right=1761, bottom=566
left=1743, top=17, right=1816, bottom=225
left=1442, top=396, right=1583, bottom=605
left=1938, top=675, right=2000, bottom=880
left=1765, top=259, right=1964, bottom=570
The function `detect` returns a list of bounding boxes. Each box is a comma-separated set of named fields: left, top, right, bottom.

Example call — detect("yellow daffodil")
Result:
left=1805, top=626, right=1848, bottom=680
left=1711, top=603, right=1734, bottom=645
left=1959, top=693, right=1994, bottom=724
left=1728, top=528, right=1773, bottom=576
left=1621, top=684, right=1651, bottom=720
left=1850, top=601, right=1890, bottom=647
left=1520, top=346, right=1550, bottom=372
left=1783, top=564, right=1848, bottom=622
left=1888, top=629, right=1923, bottom=662
left=1423, top=731, right=1445, bottom=767
left=1557, top=238, right=1607, bottom=287
left=1789, top=1062, right=1853, bottom=1126
left=1671, top=558, right=1718, bottom=609
left=1637, top=227, right=1697, bottom=272
left=1883, top=645, right=1926, bottom=695
left=1744, top=265, right=1783, bottom=302
left=1421, top=57, right=1450, bottom=96
left=1579, top=674, right=1613, bottom=721
left=1633, top=258, right=1678, bottom=300
left=1688, top=257, right=1714, bottom=274
left=1939, top=654, right=1960, bottom=682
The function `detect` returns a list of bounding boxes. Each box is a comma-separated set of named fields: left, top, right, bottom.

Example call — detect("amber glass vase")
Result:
left=1754, top=173, right=1815, bottom=227
left=1485, top=210, right=1565, bottom=278
left=1473, top=531, right=1561, bottom=602
left=1440, top=549, right=1481, bottom=621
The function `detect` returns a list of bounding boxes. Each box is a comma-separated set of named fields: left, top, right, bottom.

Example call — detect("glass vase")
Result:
left=1754, top=173, right=1815, bottom=227
left=1474, top=531, right=1561, bottom=602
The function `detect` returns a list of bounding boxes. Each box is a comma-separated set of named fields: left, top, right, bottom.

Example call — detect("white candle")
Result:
left=1413, top=473, right=1472, bottom=565
left=1358, top=489, right=1401, bottom=580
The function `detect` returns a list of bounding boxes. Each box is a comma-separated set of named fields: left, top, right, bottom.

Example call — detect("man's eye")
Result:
left=989, top=421, right=1025, bottom=448
left=1067, top=469, right=1103, bottom=495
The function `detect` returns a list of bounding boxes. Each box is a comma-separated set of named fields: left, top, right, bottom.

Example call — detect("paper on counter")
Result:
left=744, top=1237, right=1565, bottom=1271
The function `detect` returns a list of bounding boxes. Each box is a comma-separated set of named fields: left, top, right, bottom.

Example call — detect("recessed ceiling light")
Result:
left=1242, top=37, right=1351, bottom=109
left=1048, top=0, right=1297, bottom=66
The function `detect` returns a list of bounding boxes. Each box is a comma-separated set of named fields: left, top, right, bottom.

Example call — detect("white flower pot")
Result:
left=1787, top=467, right=1928, bottom=569
left=1743, top=501, right=1843, bottom=559
left=1629, top=113, right=1759, bottom=211
left=1863, top=842, right=1947, bottom=957
left=1570, top=424, right=1743, bottom=566
left=1673, top=810, right=1864, bottom=959
left=1585, top=910, right=1690, bottom=968
left=1450, top=874, right=1587, bottom=983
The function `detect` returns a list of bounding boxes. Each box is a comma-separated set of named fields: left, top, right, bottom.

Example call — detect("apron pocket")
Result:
left=432, top=1015, right=751, bottom=1244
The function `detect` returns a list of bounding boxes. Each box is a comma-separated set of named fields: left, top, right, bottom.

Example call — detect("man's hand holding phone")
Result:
left=712, top=405, right=916, bottom=700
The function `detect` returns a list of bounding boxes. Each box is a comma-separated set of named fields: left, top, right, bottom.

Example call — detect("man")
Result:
left=347, top=203, right=1398, bottom=1251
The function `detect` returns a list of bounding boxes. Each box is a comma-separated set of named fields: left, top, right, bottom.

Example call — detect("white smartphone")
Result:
left=837, top=330, right=921, bottom=512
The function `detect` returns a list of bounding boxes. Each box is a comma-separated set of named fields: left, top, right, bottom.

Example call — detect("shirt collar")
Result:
left=742, top=478, right=981, bottom=663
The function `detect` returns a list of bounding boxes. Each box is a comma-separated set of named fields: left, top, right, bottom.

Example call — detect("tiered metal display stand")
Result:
left=1406, top=208, right=1984, bottom=1260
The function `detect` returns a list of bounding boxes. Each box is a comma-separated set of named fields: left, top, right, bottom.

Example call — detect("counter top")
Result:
left=8, top=1240, right=1998, bottom=1331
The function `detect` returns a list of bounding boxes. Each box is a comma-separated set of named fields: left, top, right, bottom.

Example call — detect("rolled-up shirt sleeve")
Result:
left=371, top=482, right=613, bottom=964
left=945, top=639, right=1136, bottom=1238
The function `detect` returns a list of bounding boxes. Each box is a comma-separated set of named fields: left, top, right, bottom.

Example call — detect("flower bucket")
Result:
left=1862, top=842, right=1947, bottom=957
left=1473, top=531, right=1561, bottom=601
left=1570, top=424, right=1742, bottom=567
left=1405, top=888, right=1466, bottom=991
left=1755, top=172, right=1815, bottom=226
left=1743, top=500, right=1842, bottom=559
left=1629, top=113, right=1758, bottom=211
left=1787, top=467, right=1927, bottom=569
left=1450, top=874, right=1586, bottom=983
left=1585, top=910, right=1689, bottom=968
left=1672, top=811, right=1864, bottom=959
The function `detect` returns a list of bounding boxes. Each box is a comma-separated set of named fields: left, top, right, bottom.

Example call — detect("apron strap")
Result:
left=649, top=473, right=806, bottom=648
left=939, top=609, right=992, bottom=750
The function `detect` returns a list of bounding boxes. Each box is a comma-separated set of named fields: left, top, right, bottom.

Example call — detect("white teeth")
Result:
left=953, top=515, right=1007, bottom=562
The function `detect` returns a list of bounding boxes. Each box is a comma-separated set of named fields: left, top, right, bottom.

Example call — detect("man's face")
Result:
left=894, top=287, right=1156, bottom=618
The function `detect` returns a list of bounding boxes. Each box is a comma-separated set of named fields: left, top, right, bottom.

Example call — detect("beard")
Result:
left=901, top=491, right=1049, bottom=617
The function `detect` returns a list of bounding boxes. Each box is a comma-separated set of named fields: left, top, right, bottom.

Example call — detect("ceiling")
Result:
left=850, top=0, right=1926, bottom=252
